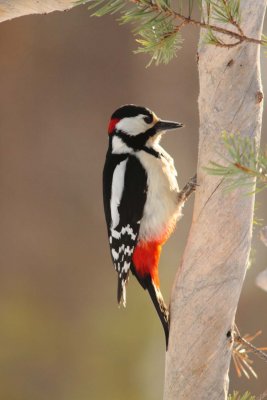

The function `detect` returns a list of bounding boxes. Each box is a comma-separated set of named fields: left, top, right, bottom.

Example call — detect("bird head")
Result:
left=107, top=104, right=183, bottom=153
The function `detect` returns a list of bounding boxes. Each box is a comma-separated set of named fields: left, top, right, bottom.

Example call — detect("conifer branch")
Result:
left=228, top=328, right=267, bottom=396
left=231, top=326, right=267, bottom=380
left=234, top=333, right=267, bottom=364
left=205, top=132, right=267, bottom=193
left=77, top=0, right=267, bottom=64
left=134, top=0, right=259, bottom=45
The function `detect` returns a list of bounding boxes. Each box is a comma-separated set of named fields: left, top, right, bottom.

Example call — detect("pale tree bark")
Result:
left=0, top=1, right=75, bottom=23
left=164, top=2, right=267, bottom=400
left=1, top=0, right=266, bottom=398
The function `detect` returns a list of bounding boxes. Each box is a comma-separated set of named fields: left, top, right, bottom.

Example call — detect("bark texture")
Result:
left=0, top=1, right=75, bottom=23
left=164, top=2, right=266, bottom=400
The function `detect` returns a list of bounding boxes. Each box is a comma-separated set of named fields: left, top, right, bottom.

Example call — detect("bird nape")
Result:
left=103, top=104, right=196, bottom=348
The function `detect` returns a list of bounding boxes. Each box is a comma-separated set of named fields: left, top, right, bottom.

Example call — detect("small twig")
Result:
left=231, top=19, right=244, bottom=36
left=233, top=327, right=267, bottom=363
left=174, top=14, right=260, bottom=45
left=213, top=40, right=242, bottom=48
left=234, top=163, right=255, bottom=175
left=234, top=162, right=267, bottom=183
left=235, top=335, right=267, bottom=363
left=221, top=0, right=244, bottom=36
left=174, top=20, right=188, bottom=33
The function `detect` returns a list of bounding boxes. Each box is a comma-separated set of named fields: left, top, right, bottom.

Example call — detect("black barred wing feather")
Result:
left=109, top=222, right=139, bottom=306
left=103, top=154, right=147, bottom=307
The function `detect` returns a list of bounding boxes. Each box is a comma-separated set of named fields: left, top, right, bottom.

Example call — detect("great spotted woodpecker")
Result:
left=103, top=104, right=196, bottom=346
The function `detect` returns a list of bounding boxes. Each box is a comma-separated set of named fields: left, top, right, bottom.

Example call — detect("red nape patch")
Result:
left=132, top=241, right=162, bottom=287
left=108, top=118, right=120, bottom=135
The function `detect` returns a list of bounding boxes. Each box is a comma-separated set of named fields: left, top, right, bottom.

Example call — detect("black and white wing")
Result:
left=103, top=153, right=147, bottom=307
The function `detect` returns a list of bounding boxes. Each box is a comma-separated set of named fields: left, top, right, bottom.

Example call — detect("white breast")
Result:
left=136, top=145, right=182, bottom=243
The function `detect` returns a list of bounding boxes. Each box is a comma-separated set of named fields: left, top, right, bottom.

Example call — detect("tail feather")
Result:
left=131, top=266, right=169, bottom=348
left=146, top=277, right=170, bottom=348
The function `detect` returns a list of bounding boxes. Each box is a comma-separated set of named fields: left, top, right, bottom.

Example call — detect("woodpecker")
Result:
left=103, top=104, right=196, bottom=346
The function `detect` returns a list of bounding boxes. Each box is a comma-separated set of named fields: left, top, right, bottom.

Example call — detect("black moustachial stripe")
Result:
left=115, top=130, right=163, bottom=159
left=115, top=126, right=157, bottom=151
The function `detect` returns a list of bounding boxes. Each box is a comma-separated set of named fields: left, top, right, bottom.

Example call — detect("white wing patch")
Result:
left=110, top=159, right=128, bottom=229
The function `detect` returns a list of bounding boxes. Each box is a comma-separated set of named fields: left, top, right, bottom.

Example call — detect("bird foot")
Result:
left=177, top=173, right=198, bottom=203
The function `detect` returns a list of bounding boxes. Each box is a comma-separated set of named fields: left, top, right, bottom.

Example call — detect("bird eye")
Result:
left=144, top=115, right=153, bottom=124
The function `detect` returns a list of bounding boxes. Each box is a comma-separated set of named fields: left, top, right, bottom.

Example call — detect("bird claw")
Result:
left=177, top=173, right=198, bottom=203
left=188, top=174, right=199, bottom=190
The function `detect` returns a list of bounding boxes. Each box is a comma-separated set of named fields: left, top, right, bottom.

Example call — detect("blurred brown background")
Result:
left=0, top=5, right=266, bottom=399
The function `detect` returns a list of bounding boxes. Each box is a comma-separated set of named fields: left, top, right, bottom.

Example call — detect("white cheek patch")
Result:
left=116, top=115, right=151, bottom=136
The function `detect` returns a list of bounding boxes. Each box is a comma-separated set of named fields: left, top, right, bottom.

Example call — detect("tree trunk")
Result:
left=0, top=1, right=75, bottom=23
left=164, top=2, right=266, bottom=400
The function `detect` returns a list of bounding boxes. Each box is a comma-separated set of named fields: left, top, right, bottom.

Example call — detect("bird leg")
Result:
left=177, top=173, right=197, bottom=204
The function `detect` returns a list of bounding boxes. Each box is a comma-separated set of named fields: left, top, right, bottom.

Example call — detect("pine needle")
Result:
left=205, top=132, right=267, bottom=194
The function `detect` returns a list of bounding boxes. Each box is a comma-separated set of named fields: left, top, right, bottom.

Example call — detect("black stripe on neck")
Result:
left=115, top=128, right=156, bottom=150
left=114, top=129, right=161, bottom=159
left=142, top=146, right=160, bottom=158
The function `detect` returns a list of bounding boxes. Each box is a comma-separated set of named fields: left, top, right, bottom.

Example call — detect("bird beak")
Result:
left=154, top=119, right=184, bottom=132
